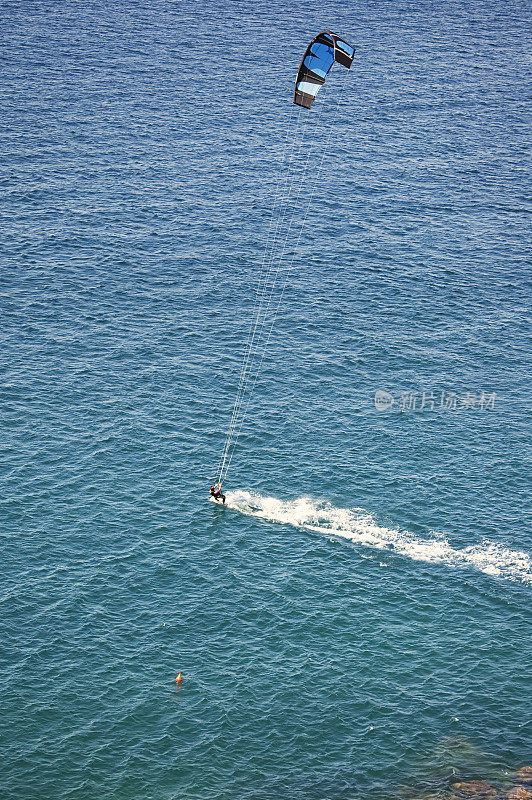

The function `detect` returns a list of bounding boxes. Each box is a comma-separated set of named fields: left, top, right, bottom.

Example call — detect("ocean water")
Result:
left=1, top=1, right=531, bottom=798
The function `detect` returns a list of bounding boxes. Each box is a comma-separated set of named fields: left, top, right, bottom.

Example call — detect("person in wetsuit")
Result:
left=209, top=483, right=226, bottom=504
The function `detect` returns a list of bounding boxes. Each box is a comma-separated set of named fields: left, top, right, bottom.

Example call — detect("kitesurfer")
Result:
left=211, top=31, right=355, bottom=489
left=210, top=483, right=226, bottom=504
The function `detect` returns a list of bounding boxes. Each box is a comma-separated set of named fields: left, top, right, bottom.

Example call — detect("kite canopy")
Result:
left=293, top=31, right=355, bottom=109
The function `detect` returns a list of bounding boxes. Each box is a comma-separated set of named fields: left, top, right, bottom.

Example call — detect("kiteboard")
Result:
left=209, top=495, right=226, bottom=505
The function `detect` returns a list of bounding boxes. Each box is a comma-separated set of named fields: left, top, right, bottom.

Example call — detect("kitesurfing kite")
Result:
left=293, top=31, right=355, bottom=108
left=210, top=31, right=355, bottom=503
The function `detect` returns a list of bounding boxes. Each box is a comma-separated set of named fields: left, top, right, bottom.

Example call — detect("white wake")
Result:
left=221, top=490, right=532, bottom=584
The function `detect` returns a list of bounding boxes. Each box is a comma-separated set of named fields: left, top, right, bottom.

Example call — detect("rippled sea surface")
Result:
left=2, top=1, right=531, bottom=798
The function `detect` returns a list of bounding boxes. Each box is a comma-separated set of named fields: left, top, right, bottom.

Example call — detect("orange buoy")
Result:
left=175, top=672, right=182, bottom=684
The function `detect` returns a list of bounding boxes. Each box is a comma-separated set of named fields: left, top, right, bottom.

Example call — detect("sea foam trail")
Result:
left=222, top=491, right=532, bottom=585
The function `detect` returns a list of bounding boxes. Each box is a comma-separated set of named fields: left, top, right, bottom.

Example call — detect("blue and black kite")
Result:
left=294, top=31, right=355, bottom=109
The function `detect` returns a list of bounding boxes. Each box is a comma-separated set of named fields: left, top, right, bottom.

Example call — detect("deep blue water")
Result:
left=1, top=1, right=531, bottom=798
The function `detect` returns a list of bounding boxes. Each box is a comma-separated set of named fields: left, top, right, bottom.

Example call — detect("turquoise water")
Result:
left=1, top=1, right=531, bottom=798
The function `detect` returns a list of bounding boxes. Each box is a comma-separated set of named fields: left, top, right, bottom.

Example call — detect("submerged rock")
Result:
left=452, top=781, right=497, bottom=797
left=515, top=768, right=532, bottom=784
left=507, top=787, right=532, bottom=800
